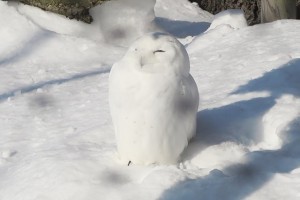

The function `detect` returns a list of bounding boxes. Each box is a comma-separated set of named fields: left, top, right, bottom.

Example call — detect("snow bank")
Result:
left=11, top=1, right=99, bottom=40
left=9, top=0, right=159, bottom=45
left=0, top=1, right=39, bottom=61
left=187, top=9, right=248, bottom=51
left=207, top=9, right=248, bottom=31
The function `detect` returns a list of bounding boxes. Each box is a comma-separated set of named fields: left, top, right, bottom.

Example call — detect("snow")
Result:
left=206, top=9, right=248, bottom=32
left=0, top=0, right=300, bottom=199
left=109, top=32, right=199, bottom=165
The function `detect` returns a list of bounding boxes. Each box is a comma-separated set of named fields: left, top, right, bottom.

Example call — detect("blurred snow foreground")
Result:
left=91, top=0, right=159, bottom=46
left=1, top=0, right=300, bottom=200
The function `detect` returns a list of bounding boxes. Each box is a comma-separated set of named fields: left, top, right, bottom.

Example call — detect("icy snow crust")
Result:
left=109, top=33, right=199, bottom=164
left=0, top=0, right=300, bottom=199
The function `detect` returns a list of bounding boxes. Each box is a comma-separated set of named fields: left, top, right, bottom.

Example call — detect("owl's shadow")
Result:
left=155, top=17, right=211, bottom=38
left=182, top=96, right=276, bottom=161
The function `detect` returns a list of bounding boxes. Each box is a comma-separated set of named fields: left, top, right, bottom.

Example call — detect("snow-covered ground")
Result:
left=0, top=0, right=300, bottom=199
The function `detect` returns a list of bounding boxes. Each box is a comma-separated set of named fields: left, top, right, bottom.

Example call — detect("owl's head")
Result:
left=124, top=32, right=190, bottom=76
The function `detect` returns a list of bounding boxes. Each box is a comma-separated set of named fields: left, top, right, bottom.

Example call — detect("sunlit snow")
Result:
left=0, top=0, right=300, bottom=199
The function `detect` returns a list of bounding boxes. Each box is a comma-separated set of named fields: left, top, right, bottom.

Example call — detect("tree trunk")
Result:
left=19, top=0, right=109, bottom=23
left=261, top=0, right=296, bottom=23
left=297, top=1, right=300, bottom=19
left=189, top=0, right=300, bottom=25
left=189, top=0, right=261, bottom=25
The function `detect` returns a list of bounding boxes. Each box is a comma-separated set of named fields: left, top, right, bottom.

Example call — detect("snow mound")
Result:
left=207, top=9, right=248, bottom=32
left=187, top=9, right=248, bottom=50
left=187, top=24, right=234, bottom=51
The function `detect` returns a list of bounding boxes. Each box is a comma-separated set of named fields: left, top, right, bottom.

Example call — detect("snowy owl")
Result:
left=109, top=32, right=199, bottom=165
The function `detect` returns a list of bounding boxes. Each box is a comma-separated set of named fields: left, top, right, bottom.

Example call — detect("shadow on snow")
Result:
left=0, top=30, right=54, bottom=67
left=0, top=67, right=110, bottom=102
left=232, top=58, right=300, bottom=98
left=160, top=58, right=300, bottom=200
left=155, top=17, right=210, bottom=38
left=0, top=28, right=111, bottom=102
left=183, top=96, right=276, bottom=160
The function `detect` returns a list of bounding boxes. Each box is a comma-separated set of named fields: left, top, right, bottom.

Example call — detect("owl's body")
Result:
left=109, top=33, right=199, bottom=165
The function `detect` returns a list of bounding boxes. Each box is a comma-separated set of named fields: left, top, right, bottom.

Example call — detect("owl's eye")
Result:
left=153, top=50, right=165, bottom=54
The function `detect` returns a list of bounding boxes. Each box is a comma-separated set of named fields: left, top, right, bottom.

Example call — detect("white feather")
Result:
left=109, top=32, right=199, bottom=165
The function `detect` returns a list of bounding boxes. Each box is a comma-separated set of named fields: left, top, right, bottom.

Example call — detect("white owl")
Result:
left=109, top=32, right=199, bottom=165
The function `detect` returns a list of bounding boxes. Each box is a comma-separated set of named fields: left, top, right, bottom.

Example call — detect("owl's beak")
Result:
left=140, top=50, right=165, bottom=68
